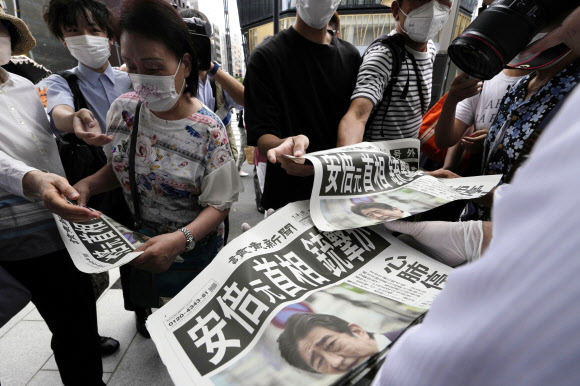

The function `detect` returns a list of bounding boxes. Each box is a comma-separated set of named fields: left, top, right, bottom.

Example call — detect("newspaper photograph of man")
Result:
left=350, top=202, right=408, bottom=222
left=209, top=282, right=422, bottom=385
left=278, top=313, right=402, bottom=375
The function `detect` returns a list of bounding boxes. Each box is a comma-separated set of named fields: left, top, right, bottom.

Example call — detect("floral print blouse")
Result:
left=483, top=60, right=580, bottom=179
left=468, top=59, right=580, bottom=221
left=106, top=92, right=240, bottom=235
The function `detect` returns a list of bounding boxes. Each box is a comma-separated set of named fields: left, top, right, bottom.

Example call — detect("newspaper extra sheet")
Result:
left=300, top=140, right=501, bottom=231
left=52, top=213, right=143, bottom=273
left=146, top=200, right=453, bottom=386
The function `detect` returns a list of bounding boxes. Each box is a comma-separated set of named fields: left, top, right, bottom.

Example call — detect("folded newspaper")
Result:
left=298, top=140, right=501, bottom=231
left=52, top=212, right=144, bottom=273
left=146, top=200, right=453, bottom=386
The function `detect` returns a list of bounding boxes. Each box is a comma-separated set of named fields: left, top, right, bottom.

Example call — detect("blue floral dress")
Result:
left=472, top=59, right=580, bottom=220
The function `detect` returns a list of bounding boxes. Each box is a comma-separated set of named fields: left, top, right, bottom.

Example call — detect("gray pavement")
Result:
left=0, top=120, right=267, bottom=385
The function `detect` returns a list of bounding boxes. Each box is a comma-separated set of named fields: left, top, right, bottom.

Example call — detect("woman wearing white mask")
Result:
left=74, top=0, right=242, bottom=282
left=338, top=0, right=452, bottom=147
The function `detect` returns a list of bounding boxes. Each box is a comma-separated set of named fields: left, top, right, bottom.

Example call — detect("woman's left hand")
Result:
left=131, top=232, right=186, bottom=273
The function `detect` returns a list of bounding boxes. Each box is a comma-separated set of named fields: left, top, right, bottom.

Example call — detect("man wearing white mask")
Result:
left=245, top=0, right=361, bottom=210
left=42, top=0, right=136, bottom=353
left=338, top=0, right=452, bottom=145
left=43, top=0, right=132, bottom=141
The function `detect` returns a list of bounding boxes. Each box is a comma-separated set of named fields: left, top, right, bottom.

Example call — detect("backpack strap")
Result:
left=57, top=71, right=88, bottom=111
left=363, top=34, right=407, bottom=137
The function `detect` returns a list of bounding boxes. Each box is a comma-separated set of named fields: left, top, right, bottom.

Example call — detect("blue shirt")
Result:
left=45, top=62, right=133, bottom=134
left=196, top=75, right=243, bottom=126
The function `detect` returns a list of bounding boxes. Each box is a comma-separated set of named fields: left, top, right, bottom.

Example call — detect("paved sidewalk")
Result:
left=0, top=156, right=263, bottom=385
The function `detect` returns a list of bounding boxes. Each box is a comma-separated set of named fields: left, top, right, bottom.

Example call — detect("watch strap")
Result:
left=209, top=62, right=220, bottom=76
left=179, top=227, right=196, bottom=252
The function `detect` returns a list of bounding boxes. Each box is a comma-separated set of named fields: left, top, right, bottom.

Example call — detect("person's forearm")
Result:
left=442, top=141, right=465, bottom=171
left=337, top=113, right=366, bottom=147
left=214, top=68, right=244, bottom=106
left=257, top=134, right=285, bottom=158
left=81, top=164, right=120, bottom=196
left=182, top=206, right=230, bottom=242
left=51, top=105, right=76, bottom=133
left=434, top=97, right=465, bottom=149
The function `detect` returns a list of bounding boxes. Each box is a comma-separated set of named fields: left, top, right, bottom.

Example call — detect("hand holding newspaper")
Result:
left=293, top=139, right=501, bottom=231
left=146, top=200, right=454, bottom=386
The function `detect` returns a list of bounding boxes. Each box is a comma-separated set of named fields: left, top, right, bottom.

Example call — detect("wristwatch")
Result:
left=209, top=61, right=220, bottom=76
left=179, top=227, right=196, bottom=252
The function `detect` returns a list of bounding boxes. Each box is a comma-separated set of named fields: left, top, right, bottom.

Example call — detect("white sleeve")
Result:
left=455, top=92, right=480, bottom=127
left=223, top=89, right=244, bottom=111
left=0, top=150, right=38, bottom=198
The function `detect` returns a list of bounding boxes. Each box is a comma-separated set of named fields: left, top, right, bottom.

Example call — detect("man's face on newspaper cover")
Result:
left=296, top=324, right=378, bottom=374
left=361, top=206, right=404, bottom=221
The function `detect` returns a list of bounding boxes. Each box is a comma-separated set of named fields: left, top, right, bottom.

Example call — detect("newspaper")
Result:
left=146, top=200, right=453, bottom=386
left=299, top=140, right=502, bottom=231
left=52, top=212, right=143, bottom=273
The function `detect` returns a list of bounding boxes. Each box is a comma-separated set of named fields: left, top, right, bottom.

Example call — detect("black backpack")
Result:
left=54, top=71, right=134, bottom=228
left=363, top=33, right=426, bottom=137
left=54, top=71, right=108, bottom=185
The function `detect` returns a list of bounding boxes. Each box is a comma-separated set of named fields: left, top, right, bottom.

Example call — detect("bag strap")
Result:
left=129, top=101, right=143, bottom=230
left=57, top=71, right=89, bottom=111
left=363, top=34, right=407, bottom=137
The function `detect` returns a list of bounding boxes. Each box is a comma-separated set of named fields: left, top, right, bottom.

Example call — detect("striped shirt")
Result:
left=351, top=32, right=436, bottom=141
left=0, top=69, right=65, bottom=261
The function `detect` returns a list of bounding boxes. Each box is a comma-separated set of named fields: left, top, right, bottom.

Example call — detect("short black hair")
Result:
left=278, top=313, right=353, bottom=373
left=117, top=0, right=199, bottom=97
left=42, top=0, right=115, bottom=40
left=351, top=202, right=395, bottom=217
left=1, top=20, right=18, bottom=50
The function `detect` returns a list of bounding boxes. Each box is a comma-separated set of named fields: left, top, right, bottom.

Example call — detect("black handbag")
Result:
left=54, top=72, right=108, bottom=186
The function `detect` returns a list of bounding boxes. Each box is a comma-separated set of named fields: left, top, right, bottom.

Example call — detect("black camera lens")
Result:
left=449, top=0, right=544, bottom=80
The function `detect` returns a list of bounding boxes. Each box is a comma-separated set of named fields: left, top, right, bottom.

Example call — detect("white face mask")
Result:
left=64, top=35, right=110, bottom=69
left=0, top=36, right=11, bottom=66
left=399, top=1, right=451, bottom=43
left=296, top=0, right=341, bottom=29
left=129, top=59, right=185, bottom=112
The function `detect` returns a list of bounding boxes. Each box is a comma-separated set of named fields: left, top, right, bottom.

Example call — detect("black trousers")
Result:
left=1, top=249, right=104, bottom=385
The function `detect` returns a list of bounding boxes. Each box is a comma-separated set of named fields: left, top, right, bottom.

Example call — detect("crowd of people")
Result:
left=1, top=0, right=580, bottom=384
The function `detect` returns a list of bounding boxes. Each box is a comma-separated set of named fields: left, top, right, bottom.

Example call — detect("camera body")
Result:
left=449, top=0, right=580, bottom=80
left=183, top=17, right=213, bottom=71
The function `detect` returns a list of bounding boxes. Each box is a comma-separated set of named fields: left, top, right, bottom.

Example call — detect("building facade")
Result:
left=213, top=24, right=222, bottom=65
left=231, top=34, right=243, bottom=78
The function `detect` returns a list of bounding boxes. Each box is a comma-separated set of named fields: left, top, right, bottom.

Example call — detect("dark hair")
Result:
left=351, top=202, right=395, bottom=217
left=42, top=0, right=115, bottom=40
left=278, top=313, right=353, bottom=373
left=328, top=11, right=340, bottom=31
left=117, top=0, right=199, bottom=97
left=1, top=20, right=18, bottom=50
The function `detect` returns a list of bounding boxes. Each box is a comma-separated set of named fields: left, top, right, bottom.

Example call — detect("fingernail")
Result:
left=70, top=193, right=79, bottom=199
